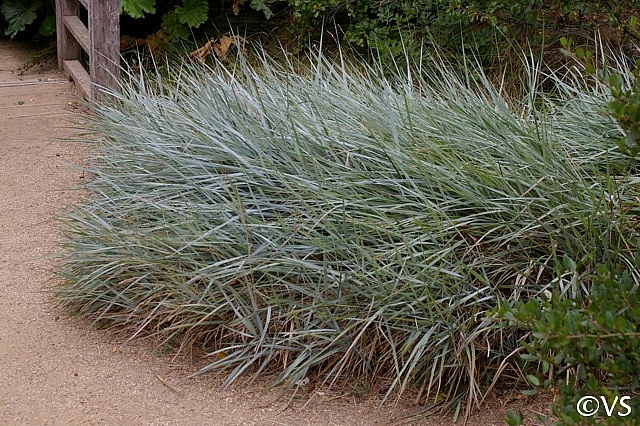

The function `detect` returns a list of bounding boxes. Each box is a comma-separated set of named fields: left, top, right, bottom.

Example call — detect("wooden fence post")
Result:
left=89, top=0, right=120, bottom=95
left=55, top=0, right=80, bottom=71
left=56, top=0, right=120, bottom=100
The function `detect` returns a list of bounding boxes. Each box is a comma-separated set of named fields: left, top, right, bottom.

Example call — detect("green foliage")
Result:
left=282, top=0, right=640, bottom=61
left=120, top=0, right=156, bottom=19
left=161, top=11, right=189, bottom=42
left=1, top=0, right=55, bottom=38
left=1, top=0, right=41, bottom=38
left=287, top=0, right=453, bottom=51
left=38, top=14, right=55, bottom=36
left=608, top=66, right=640, bottom=158
left=175, top=0, right=208, bottom=27
left=120, top=0, right=277, bottom=42
left=502, top=255, right=640, bottom=424
left=505, top=409, right=525, bottom=425
left=498, top=53, right=640, bottom=411
left=1, top=0, right=274, bottom=40
left=561, top=36, right=640, bottom=159
left=249, top=0, right=275, bottom=19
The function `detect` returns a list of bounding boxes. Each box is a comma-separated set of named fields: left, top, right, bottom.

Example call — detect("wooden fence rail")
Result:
left=56, top=0, right=120, bottom=99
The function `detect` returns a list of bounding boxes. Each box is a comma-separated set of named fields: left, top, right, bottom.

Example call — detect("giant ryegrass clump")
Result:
left=56, top=49, right=639, bottom=413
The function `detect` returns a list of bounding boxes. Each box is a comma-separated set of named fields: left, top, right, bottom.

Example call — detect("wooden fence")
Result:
left=55, top=0, right=120, bottom=99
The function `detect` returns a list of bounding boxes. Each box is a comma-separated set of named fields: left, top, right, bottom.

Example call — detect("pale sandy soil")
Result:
left=0, top=39, right=550, bottom=426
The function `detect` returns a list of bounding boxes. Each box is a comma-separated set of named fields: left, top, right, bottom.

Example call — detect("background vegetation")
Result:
left=3, top=1, right=640, bottom=52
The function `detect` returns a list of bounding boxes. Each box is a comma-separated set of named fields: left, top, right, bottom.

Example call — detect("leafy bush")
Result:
left=561, top=36, right=640, bottom=160
left=121, top=0, right=277, bottom=42
left=55, top=48, right=638, bottom=417
left=283, top=0, right=640, bottom=57
left=502, top=256, right=640, bottom=425
left=1, top=0, right=275, bottom=40
left=608, top=64, right=640, bottom=158
left=1, top=0, right=55, bottom=38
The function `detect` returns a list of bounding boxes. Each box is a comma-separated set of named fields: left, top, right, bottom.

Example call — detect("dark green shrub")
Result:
left=120, top=0, right=280, bottom=41
left=561, top=36, right=640, bottom=160
left=283, top=0, right=640, bottom=57
left=501, top=251, right=640, bottom=424
left=608, top=64, right=640, bottom=158
left=1, top=0, right=277, bottom=40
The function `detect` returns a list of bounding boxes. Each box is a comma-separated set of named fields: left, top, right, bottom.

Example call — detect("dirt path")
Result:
left=0, top=40, right=543, bottom=426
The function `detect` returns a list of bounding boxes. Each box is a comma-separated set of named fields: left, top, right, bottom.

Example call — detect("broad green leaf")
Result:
left=161, top=11, right=189, bottom=41
left=562, top=255, right=576, bottom=272
left=542, top=360, right=549, bottom=374
left=526, top=374, right=540, bottom=387
left=38, top=14, right=56, bottom=37
left=1, top=0, right=41, bottom=38
left=553, top=352, right=565, bottom=365
left=175, top=0, right=208, bottom=28
left=250, top=0, right=274, bottom=19
left=559, top=36, right=569, bottom=48
left=520, top=354, right=539, bottom=362
left=120, top=0, right=156, bottom=19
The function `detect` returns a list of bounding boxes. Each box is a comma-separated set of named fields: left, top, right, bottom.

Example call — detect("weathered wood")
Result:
left=89, top=0, right=120, bottom=97
left=63, top=60, right=92, bottom=99
left=56, top=0, right=120, bottom=100
left=55, top=0, right=80, bottom=71
left=62, top=15, right=89, bottom=53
